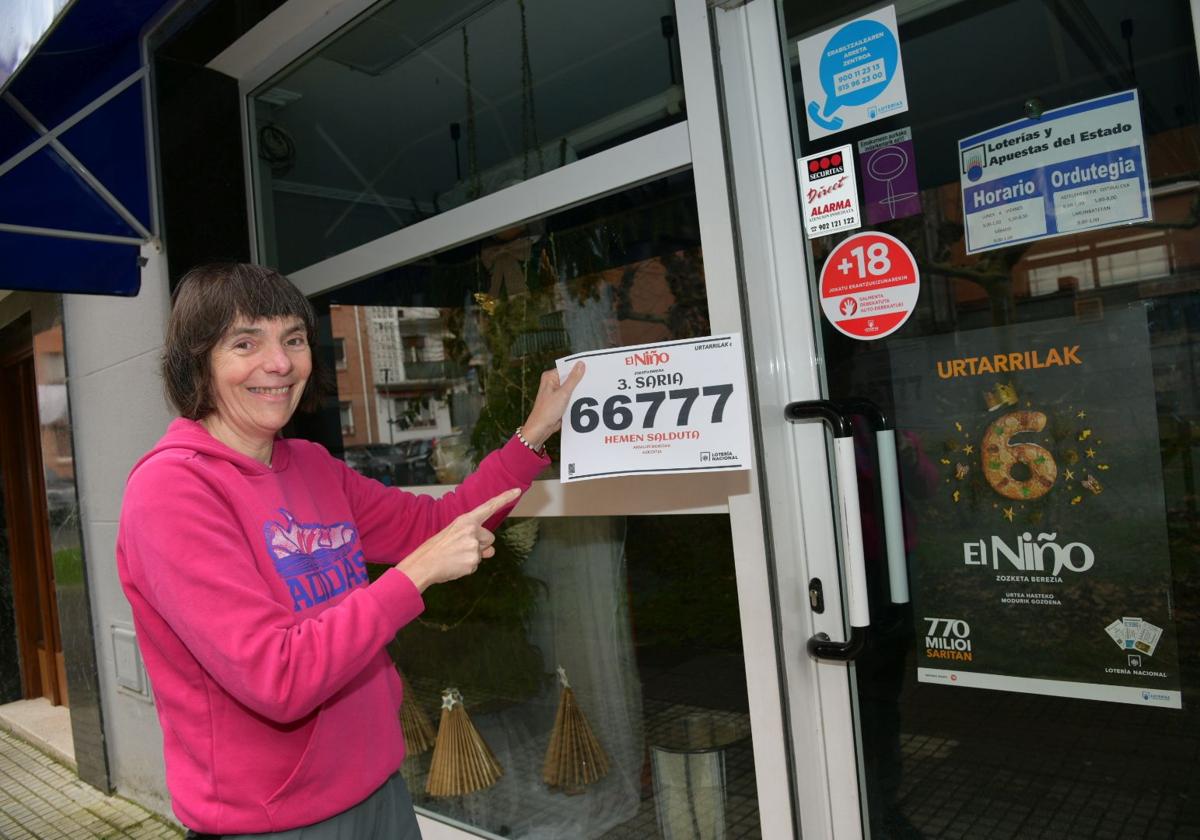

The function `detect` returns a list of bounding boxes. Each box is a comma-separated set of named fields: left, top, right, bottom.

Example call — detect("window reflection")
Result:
left=33, top=325, right=74, bottom=529
left=302, top=174, right=760, bottom=837
left=312, top=174, right=709, bottom=480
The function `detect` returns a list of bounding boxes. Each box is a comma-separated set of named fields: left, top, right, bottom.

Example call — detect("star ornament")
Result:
left=1003, top=507, right=1015, bottom=522
left=441, top=689, right=461, bottom=711
left=1085, top=448, right=1097, bottom=459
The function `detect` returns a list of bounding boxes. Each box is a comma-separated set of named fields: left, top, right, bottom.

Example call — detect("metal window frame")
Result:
left=284, top=121, right=692, bottom=298
left=713, top=1, right=855, bottom=836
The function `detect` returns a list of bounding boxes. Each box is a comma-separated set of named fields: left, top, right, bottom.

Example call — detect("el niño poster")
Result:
left=890, top=308, right=1180, bottom=708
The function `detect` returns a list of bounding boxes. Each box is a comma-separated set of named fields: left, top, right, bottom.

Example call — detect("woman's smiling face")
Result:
left=206, top=316, right=312, bottom=444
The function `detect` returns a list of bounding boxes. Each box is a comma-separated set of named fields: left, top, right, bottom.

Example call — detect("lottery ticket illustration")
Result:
left=1121, top=617, right=1142, bottom=649
left=1105, top=619, right=1126, bottom=649
left=1134, top=621, right=1162, bottom=656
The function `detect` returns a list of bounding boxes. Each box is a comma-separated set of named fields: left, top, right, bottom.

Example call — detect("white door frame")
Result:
left=714, top=0, right=869, bottom=837
left=215, top=0, right=798, bottom=837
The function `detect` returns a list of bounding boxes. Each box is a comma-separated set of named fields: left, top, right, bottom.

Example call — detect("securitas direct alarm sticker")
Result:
left=798, top=144, right=862, bottom=239
left=819, top=230, right=919, bottom=340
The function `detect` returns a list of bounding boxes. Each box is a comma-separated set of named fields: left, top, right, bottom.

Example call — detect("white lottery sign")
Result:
left=958, top=90, right=1151, bottom=254
left=556, top=334, right=753, bottom=483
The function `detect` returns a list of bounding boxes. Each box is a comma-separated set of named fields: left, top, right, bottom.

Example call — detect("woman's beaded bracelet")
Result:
left=515, top=426, right=547, bottom=456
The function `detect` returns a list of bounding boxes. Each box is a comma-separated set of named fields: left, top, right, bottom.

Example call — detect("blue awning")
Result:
left=0, top=0, right=169, bottom=296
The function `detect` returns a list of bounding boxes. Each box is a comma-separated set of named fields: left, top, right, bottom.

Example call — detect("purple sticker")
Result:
left=858, top=128, right=922, bottom=224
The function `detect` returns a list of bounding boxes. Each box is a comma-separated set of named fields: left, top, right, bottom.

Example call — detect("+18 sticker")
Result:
left=818, top=230, right=920, bottom=341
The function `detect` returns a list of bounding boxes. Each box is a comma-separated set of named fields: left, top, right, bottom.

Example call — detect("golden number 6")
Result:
left=981, top=410, right=1058, bottom=501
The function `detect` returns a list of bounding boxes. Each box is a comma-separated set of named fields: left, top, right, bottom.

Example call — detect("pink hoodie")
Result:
left=117, top=419, right=547, bottom=834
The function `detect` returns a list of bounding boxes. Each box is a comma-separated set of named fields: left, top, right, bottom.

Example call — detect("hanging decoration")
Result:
left=426, top=688, right=504, bottom=797
left=499, top=517, right=539, bottom=559
left=256, top=123, right=295, bottom=177
left=397, top=669, right=436, bottom=755
left=542, top=666, right=610, bottom=794
left=481, top=233, right=535, bottom=299
left=462, top=27, right=482, bottom=200
left=518, top=0, right=545, bottom=179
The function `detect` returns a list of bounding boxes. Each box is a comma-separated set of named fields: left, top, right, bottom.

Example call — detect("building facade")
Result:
left=1, top=0, right=1199, bottom=837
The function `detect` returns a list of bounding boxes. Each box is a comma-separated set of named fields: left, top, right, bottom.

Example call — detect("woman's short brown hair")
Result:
left=163, top=263, right=325, bottom=420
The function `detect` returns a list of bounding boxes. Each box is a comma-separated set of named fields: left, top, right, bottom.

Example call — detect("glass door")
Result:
left=759, top=0, right=1200, bottom=837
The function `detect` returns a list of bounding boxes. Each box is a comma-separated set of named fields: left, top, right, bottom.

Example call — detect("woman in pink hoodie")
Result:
left=117, top=264, right=583, bottom=839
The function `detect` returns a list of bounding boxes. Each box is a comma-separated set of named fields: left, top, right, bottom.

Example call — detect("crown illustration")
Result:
left=984, top=382, right=1018, bottom=411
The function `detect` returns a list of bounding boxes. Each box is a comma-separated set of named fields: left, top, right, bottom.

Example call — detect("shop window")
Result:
left=249, top=0, right=686, bottom=274
left=304, top=173, right=762, bottom=837
left=387, top=514, right=757, bottom=839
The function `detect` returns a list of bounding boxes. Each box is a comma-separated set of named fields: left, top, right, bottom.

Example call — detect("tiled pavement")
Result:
left=0, top=727, right=182, bottom=840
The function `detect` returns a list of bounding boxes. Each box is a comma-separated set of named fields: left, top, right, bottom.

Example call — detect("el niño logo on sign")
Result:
left=963, top=532, right=1095, bottom=577
left=624, top=350, right=670, bottom=366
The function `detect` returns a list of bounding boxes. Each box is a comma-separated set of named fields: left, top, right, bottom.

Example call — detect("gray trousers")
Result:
left=186, top=773, right=422, bottom=840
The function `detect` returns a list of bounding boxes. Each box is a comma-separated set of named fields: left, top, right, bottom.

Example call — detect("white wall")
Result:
left=63, top=242, right=175, bottom=819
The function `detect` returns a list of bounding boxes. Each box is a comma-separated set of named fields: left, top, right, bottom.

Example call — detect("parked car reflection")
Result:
left=342, top=439, right=437, bottom=487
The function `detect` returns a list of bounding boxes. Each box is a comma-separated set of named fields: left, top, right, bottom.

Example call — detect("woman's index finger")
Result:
left=465, top=488, right=522, bottom=522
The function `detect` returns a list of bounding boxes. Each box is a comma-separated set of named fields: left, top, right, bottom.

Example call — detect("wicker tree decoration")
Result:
left=397, top=669, right=436, bottom=756
left=426, top=688, right=503, bottom=797
left=543, top=666, right=610, bottom=793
